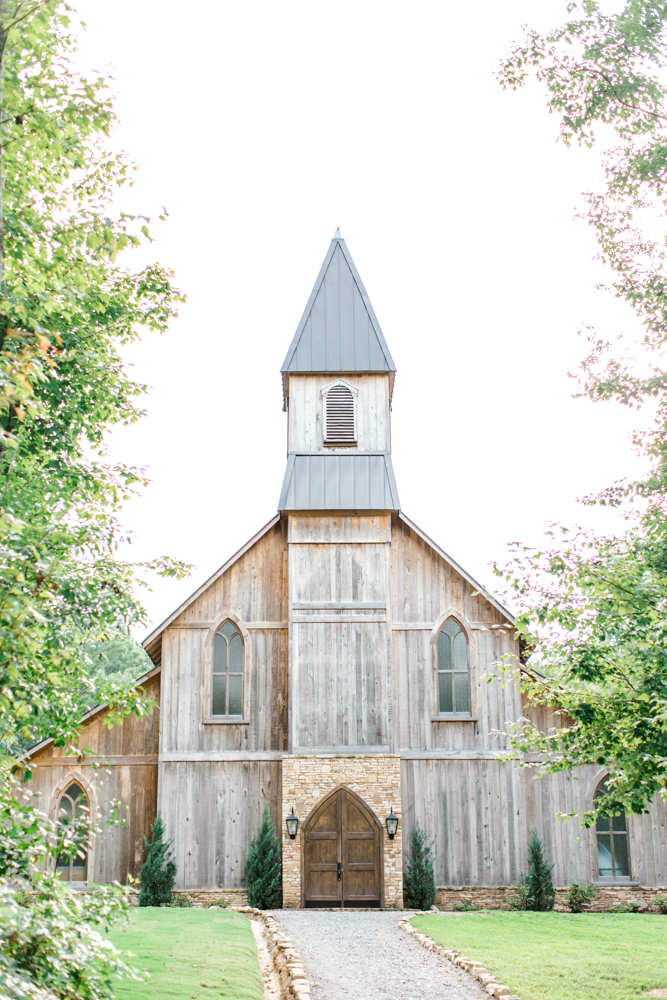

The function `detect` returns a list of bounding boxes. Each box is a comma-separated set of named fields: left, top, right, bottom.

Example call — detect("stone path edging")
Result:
left=231, top=906, right=310, bottom=1000
left=399, top=915, right=520, bottom=1000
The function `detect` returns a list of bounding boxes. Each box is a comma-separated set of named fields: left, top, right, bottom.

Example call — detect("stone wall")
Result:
left=282, top=754, right=403, bottom=909
left=172, top=889, right=247, bottom=907
left=435, top=885, right=667, bottom=912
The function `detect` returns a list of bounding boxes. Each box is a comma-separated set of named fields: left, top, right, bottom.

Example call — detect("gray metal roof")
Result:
left=279, top=453, right=400, bottom=511
left=281, top=232, right=396, bottom=376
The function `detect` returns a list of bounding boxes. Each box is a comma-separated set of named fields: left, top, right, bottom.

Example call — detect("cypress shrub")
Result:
left=403, top=821, right=436, bottom=910
left=525, top=828, right=555, bottom=911
left=138, top=813, right=177, bottom=907
left=244, top=804, right=282, bottom=909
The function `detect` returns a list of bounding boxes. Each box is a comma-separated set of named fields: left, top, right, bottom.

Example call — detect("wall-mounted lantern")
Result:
left=285, top=808, right=299, bottom=840
left=385, top=808, right=399, bottom=840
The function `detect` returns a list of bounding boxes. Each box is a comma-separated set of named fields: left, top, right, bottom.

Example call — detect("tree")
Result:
left=0, top=2, right=188, bottom=994
left=243, top=804, right=282, bottom=909
left=403, top=821, right=436, bottom=910
left=525, top=829, right=555, bottom=911
left=138, top=813, right=177, bottom=907
left=493, top=1, right=667, bottom=823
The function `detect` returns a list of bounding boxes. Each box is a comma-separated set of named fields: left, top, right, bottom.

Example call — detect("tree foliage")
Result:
left=495, top=1, right=667, bottom=823
left=138, top=813, right=177, bottom=907
left=243, top=805, right=282, bottom=910
left=403, top=821, right=436, bottom=911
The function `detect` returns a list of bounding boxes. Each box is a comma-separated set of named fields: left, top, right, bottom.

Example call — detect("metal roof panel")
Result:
left=281, top=234, right=396, bottom=375
left=279, top=453, right=400, bottom=511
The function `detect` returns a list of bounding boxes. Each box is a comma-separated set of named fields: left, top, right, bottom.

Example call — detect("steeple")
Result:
left=281, top=230, right=396, bottom=407
left=278, top=233, right=400, bottom=513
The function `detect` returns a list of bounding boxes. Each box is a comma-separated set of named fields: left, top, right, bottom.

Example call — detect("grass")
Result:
left=106, top=908, right=264, bottom=1000
left=413, top=911, right=667, bottom=1000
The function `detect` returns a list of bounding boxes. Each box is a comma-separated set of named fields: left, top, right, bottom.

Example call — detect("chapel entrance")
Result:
left=302, top=786, right=382, bottom=908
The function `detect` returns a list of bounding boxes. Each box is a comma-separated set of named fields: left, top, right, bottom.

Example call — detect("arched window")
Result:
left=212, top=621, right=244, bottom=716
left=595, top=779, right=630, bottom=879
left=323, top=382, right=356, bottom=445
left=437, top=618, right=469, bottom=713
left=56, top=782, right=89, bottom=882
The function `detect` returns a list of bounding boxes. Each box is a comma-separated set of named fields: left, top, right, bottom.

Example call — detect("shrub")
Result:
left=525, top=829, right=555, bottom=911
left=611, top=900, right=642, bottom=913
left=452, top=898, right=482, bottom=912
left=170, top=893, right=193, bottom=907
left=403, top=822, right=436, bottom=910
left=654, top=896, right=667, bottom=914
left=505, top=886, right=531, bottom=910
left=565, top=880, right=597, bottom=913
left=244, top=804, right=282, bottom=909
left=139, top=813, right=177, bottom=907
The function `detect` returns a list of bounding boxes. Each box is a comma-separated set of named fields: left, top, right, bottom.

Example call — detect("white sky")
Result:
left=72, top=0, right=652, bottom=633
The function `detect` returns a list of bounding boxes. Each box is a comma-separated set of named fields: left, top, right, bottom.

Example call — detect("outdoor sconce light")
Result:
left=385, top=808, right=399, bottom=840
left=285, top=808, right=299, bottom=840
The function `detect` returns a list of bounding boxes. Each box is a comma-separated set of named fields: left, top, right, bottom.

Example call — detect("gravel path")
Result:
left=273, top=911, right=490, bottom=1000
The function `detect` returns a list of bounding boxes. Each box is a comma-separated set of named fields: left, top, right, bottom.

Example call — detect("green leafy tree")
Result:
left=525, top=829, right=555, bottom=911
left=243, top=804, right=282, bottom=909
left=492, top=1, right=667, bottom=822
left=403, top=821, right=436, bottom=910
left=83, top=629, right=154, bottom=698
left=139, top=813, right=177, bottom=907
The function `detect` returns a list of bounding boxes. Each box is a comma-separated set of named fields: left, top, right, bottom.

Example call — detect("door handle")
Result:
left=337, top=862, right=341, bottom=881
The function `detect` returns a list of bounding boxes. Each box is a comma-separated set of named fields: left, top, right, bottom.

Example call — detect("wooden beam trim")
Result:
left=167, top=622, right=289, bottom=630
left=30, top=755, right=158, bottom=767
left=159, top=751, right=282, bottom=762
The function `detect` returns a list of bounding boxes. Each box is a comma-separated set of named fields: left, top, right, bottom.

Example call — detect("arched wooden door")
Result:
left=303, top=786, right=382, bottom=907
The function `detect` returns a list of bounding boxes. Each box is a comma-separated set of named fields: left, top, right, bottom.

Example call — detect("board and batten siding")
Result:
left=23, top=673, right=160, bottom=884
left=288, top=374, right=391, bottom=453
left=288, top=514, right=392, bottom=750
left=160, top=759, right=280, bottom=891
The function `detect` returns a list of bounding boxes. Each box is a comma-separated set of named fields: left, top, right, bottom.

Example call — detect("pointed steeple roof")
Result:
left=281, top=231, right=396, bottom=380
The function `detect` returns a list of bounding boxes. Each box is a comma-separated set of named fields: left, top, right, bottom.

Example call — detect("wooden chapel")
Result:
left=22, top=231, right=667, bottom=907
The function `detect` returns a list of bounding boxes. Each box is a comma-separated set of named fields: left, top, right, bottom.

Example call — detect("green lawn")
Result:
left=413, top=911, right=667, bottom=1000
left=107, top=908, right=264, bottom=1000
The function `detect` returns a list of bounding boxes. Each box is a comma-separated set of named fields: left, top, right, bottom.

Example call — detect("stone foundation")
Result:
left=434, top=885, right=667, bottom=913
left=172, top=888, right=247, bottom=907
left=282, top=754, right=403, bottom=909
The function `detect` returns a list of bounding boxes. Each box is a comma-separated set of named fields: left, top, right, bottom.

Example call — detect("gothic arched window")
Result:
left=56, top=782, right=89, bottom=882
left=212, top=621, right=244, bottom=716
left=437, top=618, right=469, bottom=713
left=595, top=779, right=630, bottom=879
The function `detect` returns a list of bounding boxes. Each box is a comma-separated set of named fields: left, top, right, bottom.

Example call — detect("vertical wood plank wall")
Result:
left=288, top=375, right=391, bottom=452
left=24, top=674, right=160, bottom=884
left=289, top=515, right=391, bottom=749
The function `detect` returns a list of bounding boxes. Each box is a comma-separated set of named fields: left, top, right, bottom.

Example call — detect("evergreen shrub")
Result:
left=654, top=896, right=667, bottom=914
left=525, top=829, right=555, bottom=911
left=565, top=880, right=597, bottom=913
left=403, top=822, right=436, bottom=910
left=244, top=804, right=282, bottom=909
left=139, top=813, right=177, bottom=907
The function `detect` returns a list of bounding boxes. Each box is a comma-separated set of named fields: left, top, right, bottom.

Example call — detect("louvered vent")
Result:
left=325, top=384, right=356, bottom=444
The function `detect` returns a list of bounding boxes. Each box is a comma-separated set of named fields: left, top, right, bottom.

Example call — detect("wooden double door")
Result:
left=303, top=787, right=382, bottom=907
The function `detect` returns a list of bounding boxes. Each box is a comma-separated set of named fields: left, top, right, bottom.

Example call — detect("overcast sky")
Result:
left=72, top=0, right=648, bottom=634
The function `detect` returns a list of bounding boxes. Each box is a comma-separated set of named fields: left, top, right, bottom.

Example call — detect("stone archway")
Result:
left=301, top=785, right=383, bottom=908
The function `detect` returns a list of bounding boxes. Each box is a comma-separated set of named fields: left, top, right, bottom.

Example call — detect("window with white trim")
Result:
left=323, top=381, right=356, bottom=445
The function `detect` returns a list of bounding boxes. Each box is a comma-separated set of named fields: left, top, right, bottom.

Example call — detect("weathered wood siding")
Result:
left=160, top=760, right=280, bottom=890
left=391, top=515, right=520, bottom=752
left=288, top=515, right=392, bottom=749
left=288, top=375, right=391, bottom=452
left=23, top=673, right=160, bottom=884
left=161, top=519, right=288, bottom=753
left=402, top=758, right=524, bottom=885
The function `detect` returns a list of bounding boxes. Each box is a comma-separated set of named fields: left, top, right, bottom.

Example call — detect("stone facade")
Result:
left=281, top=754, right=403, bottom=909
left=435, top=885, right=667, bottom=912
